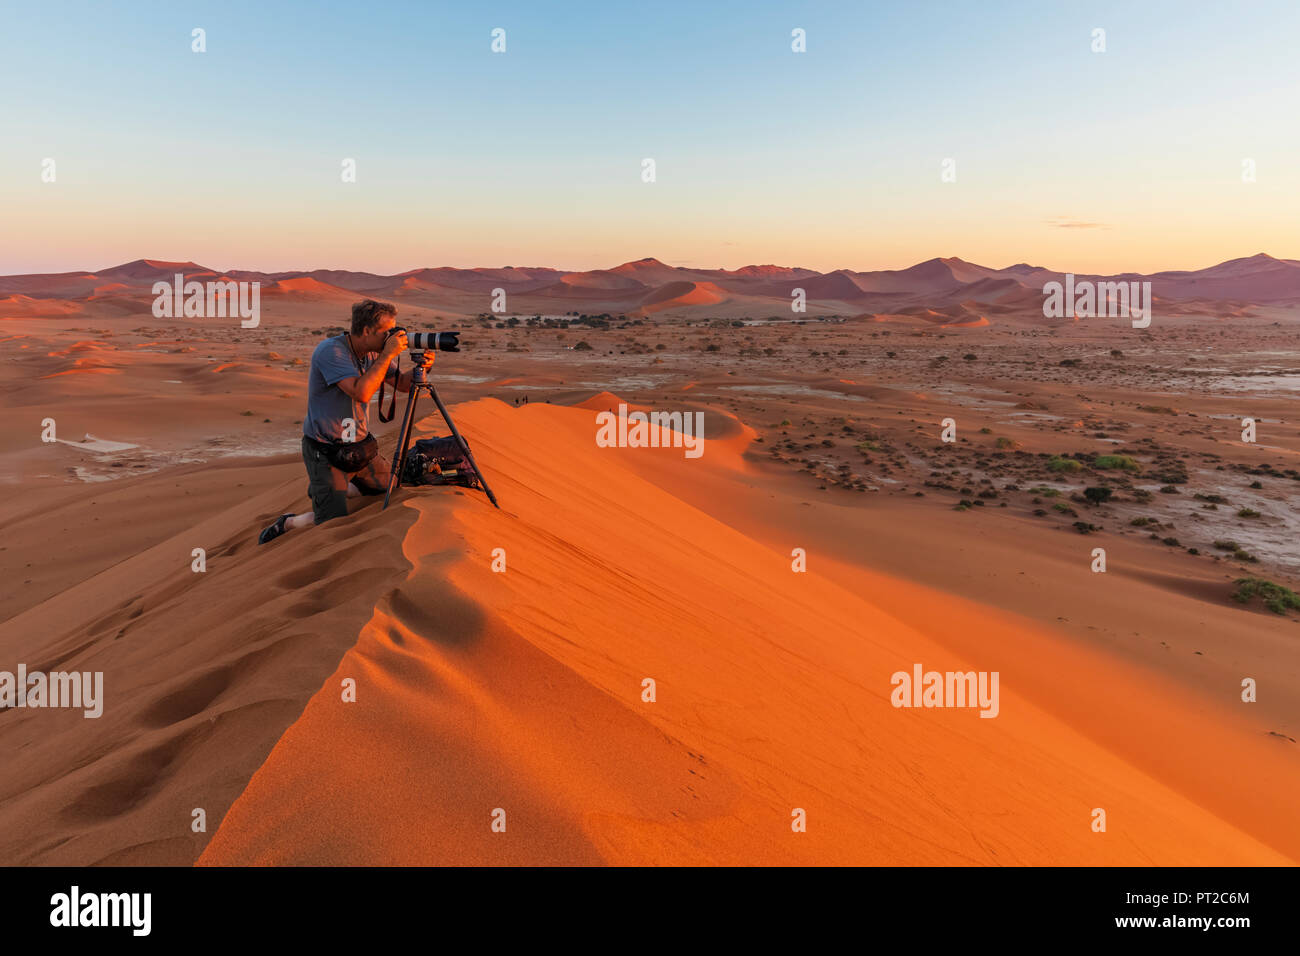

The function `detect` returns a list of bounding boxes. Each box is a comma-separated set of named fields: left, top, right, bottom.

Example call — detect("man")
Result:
left=258, top=299, right=433, bottom=544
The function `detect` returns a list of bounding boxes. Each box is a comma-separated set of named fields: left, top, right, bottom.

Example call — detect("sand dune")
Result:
left=610, top=257, right=701, bottom=284
left=5, top=254, right=1299, bottom=324
left=265, top=277, right=357, bottom=299
left=635, top=280, right=727, bottom=315
left=175, top=399, right=1296, bottom=865
left=0, top=295, right=84, bottom=318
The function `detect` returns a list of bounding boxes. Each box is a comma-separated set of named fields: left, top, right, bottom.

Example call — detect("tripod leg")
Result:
left=426, top=384, right=500, bottom=509
left=382, top=387, right=421, bottom=510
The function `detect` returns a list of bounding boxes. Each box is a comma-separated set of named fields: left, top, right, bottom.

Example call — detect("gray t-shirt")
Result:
left=303, top=334, right=396, bottom=442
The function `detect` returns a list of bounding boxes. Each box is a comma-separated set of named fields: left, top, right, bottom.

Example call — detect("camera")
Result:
left=387, top=327, right=461, bottom=352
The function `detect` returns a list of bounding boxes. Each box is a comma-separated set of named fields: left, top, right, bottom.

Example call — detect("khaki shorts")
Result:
left=302, top=436, right=392, bottom=524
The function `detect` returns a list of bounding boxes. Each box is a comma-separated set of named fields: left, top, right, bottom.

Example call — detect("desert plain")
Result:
left=0, top=254, right=1297, bottom=865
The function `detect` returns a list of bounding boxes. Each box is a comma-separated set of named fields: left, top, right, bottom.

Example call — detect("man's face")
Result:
left=359, top=314, right=396, bottom=353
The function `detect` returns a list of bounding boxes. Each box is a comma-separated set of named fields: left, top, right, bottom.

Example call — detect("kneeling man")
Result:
left=258, top=299, right=432, bottom=544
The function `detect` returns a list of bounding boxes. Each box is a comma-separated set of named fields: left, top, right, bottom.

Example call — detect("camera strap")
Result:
left=377, top=352, right=398, bottom=423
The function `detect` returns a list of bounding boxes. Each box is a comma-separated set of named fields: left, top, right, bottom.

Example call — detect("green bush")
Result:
left=1048, top=456, right=1082, bottom=473
left=1233, top=578, right=1300, bottom=615
left=1094, top=454, right=1139, bottom=471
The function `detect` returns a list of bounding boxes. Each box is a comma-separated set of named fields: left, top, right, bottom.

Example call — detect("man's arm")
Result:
left=335, top=333, right=405, bottom=404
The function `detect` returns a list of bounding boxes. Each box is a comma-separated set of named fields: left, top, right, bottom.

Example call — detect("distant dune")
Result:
left=265, top=277, right=357, bottom=299
left=3, top=253, right=1299, bottom=322
left=635, top=280, right=727, bottom=315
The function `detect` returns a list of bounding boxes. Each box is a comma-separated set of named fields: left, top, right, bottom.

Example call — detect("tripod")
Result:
left=382, top=353, right=500, bottom=510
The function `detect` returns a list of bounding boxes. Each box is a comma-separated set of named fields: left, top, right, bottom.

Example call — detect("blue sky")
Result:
left=3, top=0, right=1298, bottom=274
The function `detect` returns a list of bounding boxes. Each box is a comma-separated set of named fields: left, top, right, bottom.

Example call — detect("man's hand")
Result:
left=414, top=350, right=435, bottom=369
left=381, top=329, right=408, bottom=358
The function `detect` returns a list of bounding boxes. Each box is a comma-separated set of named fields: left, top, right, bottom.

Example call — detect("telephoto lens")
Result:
left=406, top=331, right=460, bottom=352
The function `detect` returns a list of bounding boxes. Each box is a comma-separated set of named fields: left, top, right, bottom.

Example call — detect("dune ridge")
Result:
left=6, top=253, right=1300, bottom=322
left=192, top=399, right=1294, bottom=865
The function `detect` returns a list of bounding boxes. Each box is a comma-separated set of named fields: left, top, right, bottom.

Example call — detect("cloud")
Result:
left=1046, top=217, right=1109, bottom=230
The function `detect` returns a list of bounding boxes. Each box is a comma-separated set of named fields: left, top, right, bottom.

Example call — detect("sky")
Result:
left=2, top=0, right=1299, bottom=276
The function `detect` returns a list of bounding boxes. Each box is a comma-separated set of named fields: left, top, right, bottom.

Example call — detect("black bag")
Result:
left=318, top=433, right=378, bottom=472
left=401, top=436, right=480, bottom=488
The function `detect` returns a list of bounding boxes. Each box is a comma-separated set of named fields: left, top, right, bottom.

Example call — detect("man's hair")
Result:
left=351, top=299, right=397, bottom=336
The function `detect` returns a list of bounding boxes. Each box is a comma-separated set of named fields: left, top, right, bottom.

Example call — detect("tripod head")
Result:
left=407, top=351, right=431, bottom=385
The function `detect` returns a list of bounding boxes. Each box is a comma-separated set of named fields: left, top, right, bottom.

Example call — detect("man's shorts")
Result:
left=302, top=436, right=392, bottom=524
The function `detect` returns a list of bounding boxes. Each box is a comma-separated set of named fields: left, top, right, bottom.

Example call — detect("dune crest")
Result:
left=195, top=399, right=1293, bottom=865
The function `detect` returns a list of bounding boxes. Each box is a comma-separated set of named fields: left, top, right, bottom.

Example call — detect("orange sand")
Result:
left=194, top=399, right=1297, bottom=865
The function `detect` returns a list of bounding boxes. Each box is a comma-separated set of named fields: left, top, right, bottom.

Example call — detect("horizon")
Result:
left=4, top=0, right=1300, bottom=275
left=2, top=250, right=1292, bottom=281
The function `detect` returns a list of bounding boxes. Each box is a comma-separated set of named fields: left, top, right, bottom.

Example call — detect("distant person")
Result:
left=258, top=299, right=433, bottom=544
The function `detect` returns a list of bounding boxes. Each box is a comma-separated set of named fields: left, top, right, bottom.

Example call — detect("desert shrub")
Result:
left=1233, top=578, right=1300, bottom=615
left=1215, top=541, right=1258, bottom=562
left=1083, top=486, right=1113, bottom=506
left=1048, top=456, right=1082, bottom=473
left=1094, top=454, right=1139, bottom=471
